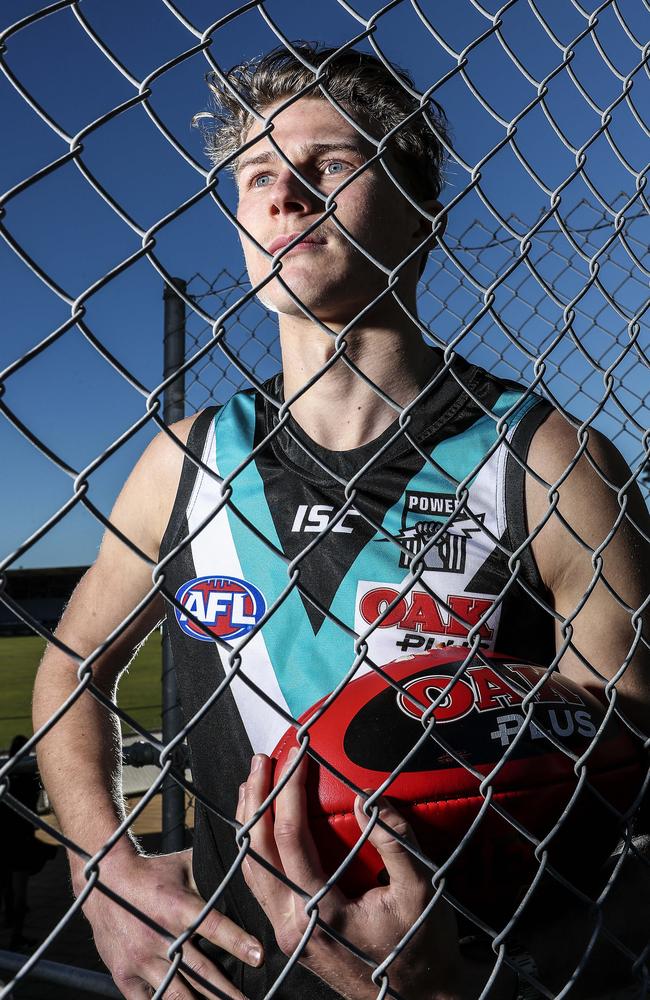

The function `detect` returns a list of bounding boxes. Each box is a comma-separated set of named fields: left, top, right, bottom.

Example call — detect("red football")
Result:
left=271, top=649, right=643, bottom=920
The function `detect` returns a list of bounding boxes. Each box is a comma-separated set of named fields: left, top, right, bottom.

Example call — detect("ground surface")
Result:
left=0, top=632, right=163, bottom=749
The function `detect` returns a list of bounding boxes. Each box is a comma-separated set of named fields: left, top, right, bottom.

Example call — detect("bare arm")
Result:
left=32, top=416, right=263, bottom=1000
left=527, top=410, right=650, bottom=730
left=520, top=410, right=650, bottom=997
left=32, top=566, right=163, bottom=884
left=32, top=419, right=191, bottom=883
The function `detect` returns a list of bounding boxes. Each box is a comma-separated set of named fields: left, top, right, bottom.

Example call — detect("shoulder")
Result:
left=524, top=408, right=648, bottom=591
left=526, top=407, right=641, bottom=514
left=134, top=411, right=204, bottom=495
left=108, top=411, right=208, bottom=562
left=527, top=408, right=627, bottom=484
left=140, top=412, right=205, bottom=474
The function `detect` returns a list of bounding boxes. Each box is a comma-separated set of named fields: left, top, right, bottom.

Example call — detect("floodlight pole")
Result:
left=161, top=277, right=187, bottom=853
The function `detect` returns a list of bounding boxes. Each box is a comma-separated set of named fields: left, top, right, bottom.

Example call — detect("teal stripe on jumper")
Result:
left=214, top=394, right=356, bottom=718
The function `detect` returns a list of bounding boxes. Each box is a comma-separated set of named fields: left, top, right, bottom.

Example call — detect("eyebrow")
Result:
left=235, top=141, right=368, bottom=177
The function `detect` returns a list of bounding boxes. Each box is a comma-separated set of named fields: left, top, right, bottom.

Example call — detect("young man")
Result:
left=33, top=46, right=649, bottom=1000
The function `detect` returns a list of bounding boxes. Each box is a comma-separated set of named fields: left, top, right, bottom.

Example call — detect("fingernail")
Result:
left=251, top=754, right=263, bottom=773
left=247, top=943, right=263, bottom=965
left=287, top=746, right=299, bottom=763
left=354, top=795, right=372, bottom=828
left=238, top=783, right=245, bottom=802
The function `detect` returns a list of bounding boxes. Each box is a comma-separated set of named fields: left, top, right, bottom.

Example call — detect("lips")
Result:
left=267, top=232, right=327, bottom=255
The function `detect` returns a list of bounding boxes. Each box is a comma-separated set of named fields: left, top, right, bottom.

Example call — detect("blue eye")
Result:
left=324, top=161, right=345, bottom=174
left=253, top=174, right=272, bottom=187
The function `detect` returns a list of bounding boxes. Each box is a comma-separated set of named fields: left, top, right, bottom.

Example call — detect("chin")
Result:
left=253, top=273, right=328, bottom=318
left=255, top=288, right=281, bottom=314
left=249, top=262, right=377, bottom=322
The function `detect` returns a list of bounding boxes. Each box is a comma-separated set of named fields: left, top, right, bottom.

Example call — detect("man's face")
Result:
left=235, top=97, right=429, bottom=323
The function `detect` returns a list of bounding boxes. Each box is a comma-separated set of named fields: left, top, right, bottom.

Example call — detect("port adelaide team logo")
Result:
left=397, top=491, right=484, bottom=573
left=174, top=576, right=266, bottom=642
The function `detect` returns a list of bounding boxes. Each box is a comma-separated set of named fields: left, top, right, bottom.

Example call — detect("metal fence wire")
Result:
left=1, top=2, right=649, bottom=1000
left=184, top=199, right=650, bottom=475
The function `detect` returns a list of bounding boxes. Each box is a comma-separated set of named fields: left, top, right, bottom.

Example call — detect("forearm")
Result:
left=33, top=652, right=140, bottom=895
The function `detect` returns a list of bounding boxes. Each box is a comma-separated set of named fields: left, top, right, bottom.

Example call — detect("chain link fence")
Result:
left=1, top=2, right=649, bottom=1000
left=183, top=198, right=649, bottom=490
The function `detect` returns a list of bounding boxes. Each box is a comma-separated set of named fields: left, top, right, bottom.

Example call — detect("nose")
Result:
left=269, top=165, right=323, bottom=218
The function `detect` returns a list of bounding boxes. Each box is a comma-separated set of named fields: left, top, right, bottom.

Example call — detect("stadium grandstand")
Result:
left=0, top=567, right=87, bottom=636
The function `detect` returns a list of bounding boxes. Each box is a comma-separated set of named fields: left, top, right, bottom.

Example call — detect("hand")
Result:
left=77, top=847, right=263, bottom=999
left=235, top=749, right=468, bottom=1000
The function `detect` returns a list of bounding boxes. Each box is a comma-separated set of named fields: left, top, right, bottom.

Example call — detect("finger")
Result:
left=147, top=956, right=248, bottom=1000
left=234, top=781, right=253, bottom=884
left=354, top=794, right=431, bottom=900
left=141, top=962, right=198, bottom=1000
left=177, top=940, right=253, bottom=999
left=240, top=755, right=285, bottom=904
left=234, top=779, right=246, bottom=828
left=273, top=747, right=327, bottom=897
left=190, top=906, right=263, bottom=968
left=234, top=775, right=263, bottom=884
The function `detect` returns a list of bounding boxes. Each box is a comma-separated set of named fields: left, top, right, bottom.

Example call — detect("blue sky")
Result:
left=1, top=0, right=648, bottom=569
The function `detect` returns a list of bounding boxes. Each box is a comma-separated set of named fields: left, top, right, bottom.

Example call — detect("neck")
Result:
left=278, top=305, right=441, bottom=451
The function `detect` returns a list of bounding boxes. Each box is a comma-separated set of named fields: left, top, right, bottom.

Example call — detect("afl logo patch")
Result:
left=174, top=576, right=266, bottom=643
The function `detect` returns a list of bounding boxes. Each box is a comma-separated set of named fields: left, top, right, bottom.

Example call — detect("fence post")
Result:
left=161, top=277, right=186, bottom=853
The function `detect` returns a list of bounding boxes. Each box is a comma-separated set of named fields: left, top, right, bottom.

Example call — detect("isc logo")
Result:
left=174, top=576, right=266, bottom=643
left=291, top=504, right=361, bottom=534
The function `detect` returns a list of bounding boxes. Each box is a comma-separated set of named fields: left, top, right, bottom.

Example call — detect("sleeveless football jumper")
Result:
left=159, top=355, right=555, bottom=999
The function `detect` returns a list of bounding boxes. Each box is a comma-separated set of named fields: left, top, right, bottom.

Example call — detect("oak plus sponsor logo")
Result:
left=291, top=504, right=361, bottom=534
left=397, top=491, right=484, bottom=573
left=358, top=583, right=497, bottom=654
left=175, top=575, right=266, bottom=642
left=396, top=663, right=596, bottom=747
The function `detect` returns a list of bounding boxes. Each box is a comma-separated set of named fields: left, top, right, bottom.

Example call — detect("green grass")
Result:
left=0, top=633, right=163, bottom=750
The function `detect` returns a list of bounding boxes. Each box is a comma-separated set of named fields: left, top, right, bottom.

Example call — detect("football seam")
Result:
left=322, top=786, right=530, bottom=824
left=316, top=766, right=637, bottom=822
